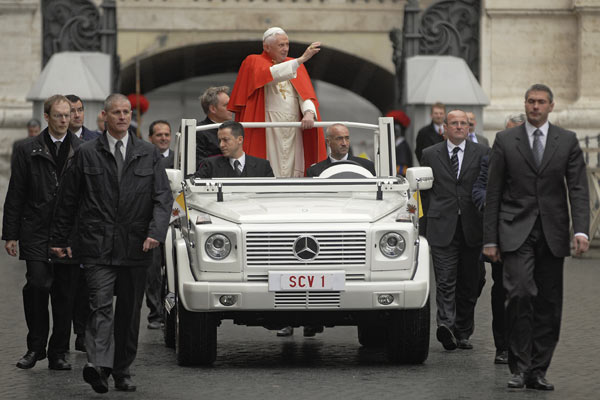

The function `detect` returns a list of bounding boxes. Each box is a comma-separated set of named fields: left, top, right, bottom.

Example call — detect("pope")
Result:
left=228, top=27, right=326, bottom=177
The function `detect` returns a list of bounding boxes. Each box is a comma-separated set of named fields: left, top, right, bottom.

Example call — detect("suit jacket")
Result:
left=474, top=134, right=489, bottom=147
left=471, top=154, right=488, bottom=211
left=195, top=154, right=274, bottom=178
left=415, top=122, right=444, bottom=163
left=162, top=151, right=174, bottom=169
left=81, top=126, right=100, bottom=141
left=196, top=117, right=221, bottom=168
left=306, top=155, right=376, bottom=177
left=483, top=123, right=589, bottom=257
left=420, top=140, right=489, bottom=247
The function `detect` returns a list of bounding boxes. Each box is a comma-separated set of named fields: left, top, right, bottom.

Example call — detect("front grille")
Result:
left=246, top=231, right=367, bottom=266
left=274, top=291, right=341, bottom=309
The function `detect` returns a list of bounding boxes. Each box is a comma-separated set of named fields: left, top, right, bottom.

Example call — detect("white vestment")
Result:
left=265, top=60, right=316, bottom=177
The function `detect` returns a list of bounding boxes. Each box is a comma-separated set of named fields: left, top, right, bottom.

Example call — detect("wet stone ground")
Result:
left=0, top=244, right=599, bottom=399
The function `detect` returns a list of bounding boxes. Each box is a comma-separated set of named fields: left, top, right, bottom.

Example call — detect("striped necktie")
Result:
left=451, top=147, right=460, bottom=178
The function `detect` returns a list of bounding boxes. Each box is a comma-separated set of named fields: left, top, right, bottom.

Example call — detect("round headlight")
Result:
left=379, top=232, right=406, bottom=258
left=205, top=233, right=231, bottom=260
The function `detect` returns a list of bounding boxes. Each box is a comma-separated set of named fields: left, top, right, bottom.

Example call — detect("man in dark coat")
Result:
left=2, top=95, right=83, bottom=370
left=65, top=94, right=100, bottom=353
left=196, top=86, right=233, bottom=168
left=306, top=124, right=375, bottom=177
left=145, top=120, right=174, bottom=331
left=420, top=110, right=489, bottom=352
left=196, top=120, right=274, bottom=178
left=415, top=102, right=446, bottom=163
left=50, top=94, right=172, bottom=393
left=483, top=84, right=589, bottom=390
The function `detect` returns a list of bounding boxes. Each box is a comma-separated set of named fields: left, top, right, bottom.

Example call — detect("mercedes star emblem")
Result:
left=293, top=235, right=320, bottom=261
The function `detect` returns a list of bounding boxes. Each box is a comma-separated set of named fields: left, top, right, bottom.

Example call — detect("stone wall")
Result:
left=481, top=0, right=600, bottom=139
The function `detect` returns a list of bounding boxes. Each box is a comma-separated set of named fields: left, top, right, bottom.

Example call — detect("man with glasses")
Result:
left=465, top=112, right=489, bottom=147
left=420, top=110, right=489, bottom=352
left=2, top=95, right=83, bottom=370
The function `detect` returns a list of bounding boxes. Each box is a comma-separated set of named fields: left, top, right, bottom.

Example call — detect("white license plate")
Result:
left=268, top=271, right=345, bottom=291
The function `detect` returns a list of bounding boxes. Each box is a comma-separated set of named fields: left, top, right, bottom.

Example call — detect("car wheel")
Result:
left=385, top=297, right=430, bottom=364
left=175, top=299, right=217, bottom=366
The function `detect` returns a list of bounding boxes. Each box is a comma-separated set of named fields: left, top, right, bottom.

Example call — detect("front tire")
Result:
left=385, top=297, right=430, bottom=364
left=175, top=300, right=217, bottom=366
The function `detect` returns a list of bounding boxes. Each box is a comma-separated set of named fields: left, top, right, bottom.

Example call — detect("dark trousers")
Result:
left=490, top=261, right=507, bottom=352
left=502, top=219, right=564, bottom=377
left=84, top=264, right=147, bottom=378
left=23, top=260, right=78, bottom=357
left=145, top=247, right=164, bottom=323
left=72, top=266, right=90, bottom=336
left=430, top=218, right=482, bottom=340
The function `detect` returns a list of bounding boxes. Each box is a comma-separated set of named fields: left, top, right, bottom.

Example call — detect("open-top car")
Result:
left=162, top=117, right=433, bottom=365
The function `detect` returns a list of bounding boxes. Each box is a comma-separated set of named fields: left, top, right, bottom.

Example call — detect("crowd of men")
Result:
left=1, top=24, right=591, bottom=395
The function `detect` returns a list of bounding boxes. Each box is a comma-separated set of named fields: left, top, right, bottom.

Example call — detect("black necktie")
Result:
left=54, top=141, right=61, bottom=156
left=532, top=129, right=544, bottom=167
left=451, top=147, right=460, bottom=178
left=234, top=160, right=242, bottom=176
left=115, top=140, right=124, bottom=181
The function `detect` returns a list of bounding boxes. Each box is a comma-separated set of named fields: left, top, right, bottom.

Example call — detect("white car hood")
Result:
left=189, top=193, right=405, bottom=224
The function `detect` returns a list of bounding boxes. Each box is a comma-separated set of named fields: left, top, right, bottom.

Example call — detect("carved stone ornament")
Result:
left=42, top=0, right=101, bottom=66
left=418, top=0, right=480, bottom=80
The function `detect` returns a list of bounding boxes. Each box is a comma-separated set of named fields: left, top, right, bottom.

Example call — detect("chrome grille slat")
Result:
left=246, top=231, right=367, bottom=266
left=274, top=291, right=341, bottom=308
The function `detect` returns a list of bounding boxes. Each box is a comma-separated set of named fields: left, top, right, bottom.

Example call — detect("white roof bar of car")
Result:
left=188, top=177, right=406, bottom=202
left=195, top=121, right=379, bottom=132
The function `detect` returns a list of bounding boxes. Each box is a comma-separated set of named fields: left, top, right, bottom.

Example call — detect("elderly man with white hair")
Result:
left=228, top=27, right=326, bottom=177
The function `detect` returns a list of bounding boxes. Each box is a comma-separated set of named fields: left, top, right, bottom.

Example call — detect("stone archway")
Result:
left=119, top=41, right=395, bottom=113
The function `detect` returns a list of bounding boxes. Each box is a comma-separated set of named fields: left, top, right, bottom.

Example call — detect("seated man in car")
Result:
left=306, top=123, right=375, bottom=177
left=195, top=121, right=274, bottom=178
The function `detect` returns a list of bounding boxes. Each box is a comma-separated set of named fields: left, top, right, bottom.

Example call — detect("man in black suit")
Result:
left=466, top=112, right=489, bottom=147
left=415, top=102, right=446, bottom=163
left=65, top=94, right=101, bottom=353
left=196, top=86, right=233, bottom=168
left=50, top=94, right=172, bottom=393
left=66, top=94, right=100, bottom=142
left=11, top=119, right=41, bottom=164
left=483, top=84, right=589, bottom=391
left=420, top=110, right=489, bottom=352
left=306, top=123, right=375, bottom=177
left=196, top=120, right=274, bottom=178
left=3, top=95, right=83, bottom=370
left=145, top=120, right=174, bottom=331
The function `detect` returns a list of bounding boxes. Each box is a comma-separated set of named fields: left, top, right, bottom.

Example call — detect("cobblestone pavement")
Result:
left=1, top=245, right=599, bottom=399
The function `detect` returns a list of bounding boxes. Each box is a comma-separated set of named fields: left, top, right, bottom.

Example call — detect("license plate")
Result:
left=268, top=271, right=345, bottom=291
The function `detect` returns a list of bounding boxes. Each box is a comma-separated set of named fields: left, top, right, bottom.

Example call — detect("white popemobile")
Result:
left=162, top=117, right=434, bottom=366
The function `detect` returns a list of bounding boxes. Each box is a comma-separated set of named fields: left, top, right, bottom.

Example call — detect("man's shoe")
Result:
left=277, top=326, right=294, bottom=337
left=48, top=355, right=72, bottom=370
left=75, top=335, right=86, bottom=352
left=16, top=350, right=46, bottom=369
left=147, top=320, right=162, bottom=330
left=457, top=338, right=473, bottom=350
left=83, top=363, right=109, bottom=394
left=114, top=376, right=137, bottom=392
left=526, top=376, right=554, bottom=391
left=494, top=350, right=508, bottom=364
left=507, top=373, right=526, bottom=389
left=303, top=326, right=323, bottom=337
left=436, top=325, right=457, bottom=350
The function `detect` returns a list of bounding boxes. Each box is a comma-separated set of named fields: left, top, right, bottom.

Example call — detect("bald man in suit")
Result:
left=483, top=84, right=589, bottom=391
left=420, top=110, right=489, bottom=352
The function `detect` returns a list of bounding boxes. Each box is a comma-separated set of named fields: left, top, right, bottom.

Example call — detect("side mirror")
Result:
left=166, top=168, right=183, bottom=194
left=406, top=167, right=434, bottom=191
